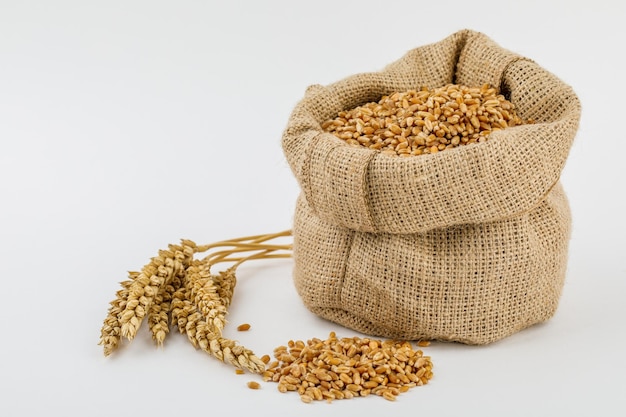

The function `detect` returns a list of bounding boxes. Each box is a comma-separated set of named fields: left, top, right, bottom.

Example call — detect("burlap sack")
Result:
left=282, top=29, right=580, bottom=344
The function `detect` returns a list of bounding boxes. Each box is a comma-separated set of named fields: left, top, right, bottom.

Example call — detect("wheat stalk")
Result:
left=147, top=271, right=182, bottom=346
left=100, top=230, right=292, bottom=374
left=98, top=273, right=136, bottom=356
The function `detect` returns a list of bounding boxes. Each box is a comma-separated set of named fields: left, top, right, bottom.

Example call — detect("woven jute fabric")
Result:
left=282, top=29, right=580, bottom=344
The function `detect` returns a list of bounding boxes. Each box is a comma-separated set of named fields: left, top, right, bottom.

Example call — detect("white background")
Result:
left=1, top=1, right=624, bottom=416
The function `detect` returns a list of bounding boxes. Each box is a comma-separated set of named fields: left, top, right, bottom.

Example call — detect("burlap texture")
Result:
left=283, top=29, right=580, bottom=344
